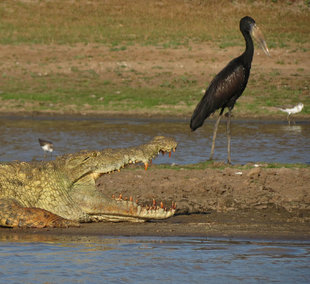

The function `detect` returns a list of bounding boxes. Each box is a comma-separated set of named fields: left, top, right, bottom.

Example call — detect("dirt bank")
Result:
left=0, top=42, right=309, bottom=118
left=97, top=166, right=310, bottom=215
left=1, top=165, right=309, bottom=241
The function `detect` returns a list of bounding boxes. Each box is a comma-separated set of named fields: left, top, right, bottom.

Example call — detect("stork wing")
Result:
left=190, top=59, right=247, bottom=131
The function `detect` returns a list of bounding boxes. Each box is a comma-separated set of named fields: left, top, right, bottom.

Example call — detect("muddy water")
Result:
left=0, top=116, right=309, bottom=164
left=0, top=235, right=309, bottom=283
left=1, top=117, right=309, bottom=283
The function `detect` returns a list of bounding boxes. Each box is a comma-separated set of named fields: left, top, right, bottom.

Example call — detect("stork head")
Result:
left=240, top=16, right=270, bottom=56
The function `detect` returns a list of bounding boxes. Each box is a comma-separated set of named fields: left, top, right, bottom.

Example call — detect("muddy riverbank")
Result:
left=1, top=165, right=309, bottom=240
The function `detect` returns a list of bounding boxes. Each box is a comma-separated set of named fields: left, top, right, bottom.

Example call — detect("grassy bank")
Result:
left=153, top=161, right=310, bottom=171
left=0, top=0, right=309, bottom=117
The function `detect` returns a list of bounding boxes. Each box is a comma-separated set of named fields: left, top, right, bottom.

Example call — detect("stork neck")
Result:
left=242, top=31, right=254, bottom=68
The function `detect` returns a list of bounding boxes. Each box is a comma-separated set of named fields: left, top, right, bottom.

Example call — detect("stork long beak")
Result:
left=251, top=24, right=270, bottom=56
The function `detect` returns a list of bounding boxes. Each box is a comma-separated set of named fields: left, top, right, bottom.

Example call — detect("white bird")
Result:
left=278, top=103, right=304, bottom=125
left=38, top=138, right=54, bottom=158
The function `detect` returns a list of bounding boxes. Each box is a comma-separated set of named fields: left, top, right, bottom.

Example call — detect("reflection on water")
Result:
left=281, top=125, right=303, bottom=133
left=0, top=235, right=309, bottom=283
left=0, top=116, right=309, bottom=164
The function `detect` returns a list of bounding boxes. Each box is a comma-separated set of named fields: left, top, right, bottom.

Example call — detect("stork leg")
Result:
left=226, top=108, right=232, bottom=164
left=287, top=114, right=291, bottom=125
left=209, top=112, right=222, bottom=160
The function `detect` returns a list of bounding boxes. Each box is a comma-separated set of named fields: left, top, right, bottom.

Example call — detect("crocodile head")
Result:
left=61, top=136, right=178, bottom=222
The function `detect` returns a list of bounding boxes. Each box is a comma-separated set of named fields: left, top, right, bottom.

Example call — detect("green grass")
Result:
left=146, top=161, right=310, bottom=171
left=0, top=0, right=309, bottom=117
left=264, top=163, right=310, bottom=169
left=0, top=72, right=201, bottom=113
left=1, top=67, right=309, bottom=116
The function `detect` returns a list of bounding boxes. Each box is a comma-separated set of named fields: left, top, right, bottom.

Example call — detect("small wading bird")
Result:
left=38, top=138, right=54, bottom=158
left=190, top=16, right=270, bottom=164
left=278, top=103, right=304, bottom=125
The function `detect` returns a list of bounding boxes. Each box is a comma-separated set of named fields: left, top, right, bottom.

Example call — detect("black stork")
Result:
left=190, top=16, right=270, bottom=164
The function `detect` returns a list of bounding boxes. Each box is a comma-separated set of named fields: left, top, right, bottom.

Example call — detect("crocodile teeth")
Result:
left=137, top=205, right=142, bottom=215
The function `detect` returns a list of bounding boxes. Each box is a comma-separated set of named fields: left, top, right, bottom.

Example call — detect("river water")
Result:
left=0, top=235, right=309, bottom=284
left=0, top=116, right=309, bottom=164
left=0, top=116, right=309, bottom=283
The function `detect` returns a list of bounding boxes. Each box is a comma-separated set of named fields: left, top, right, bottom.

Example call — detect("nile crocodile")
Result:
left=0, top=136, right=177, bottom=228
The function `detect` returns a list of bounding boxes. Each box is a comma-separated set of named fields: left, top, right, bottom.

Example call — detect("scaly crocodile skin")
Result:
left=0, top=136, right=177, bottom=228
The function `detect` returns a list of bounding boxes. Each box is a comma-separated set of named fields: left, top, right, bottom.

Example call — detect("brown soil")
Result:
left=1, top=43, right=309, bottom=85
left=1, top=165, right=309, bottom=241
left=0, top=43, right=309, bottom=118
left=95, top=165, right=310, bottom=239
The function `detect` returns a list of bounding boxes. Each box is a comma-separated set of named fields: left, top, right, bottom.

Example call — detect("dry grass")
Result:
left=0, top=0, right=309, bottom=117
left=1, top=0, right=309, bottom=45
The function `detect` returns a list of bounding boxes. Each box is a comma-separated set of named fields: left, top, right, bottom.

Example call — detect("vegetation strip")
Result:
left=0, top=0, right=309, bottom=117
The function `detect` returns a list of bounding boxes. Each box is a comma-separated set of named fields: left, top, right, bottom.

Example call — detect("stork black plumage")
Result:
left=190, top=16, right=269, bottom=164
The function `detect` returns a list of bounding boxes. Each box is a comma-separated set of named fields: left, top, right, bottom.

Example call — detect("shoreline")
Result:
left=0, top=213, right=309, bottom=242
left=0, top=110, right=309, bottom=122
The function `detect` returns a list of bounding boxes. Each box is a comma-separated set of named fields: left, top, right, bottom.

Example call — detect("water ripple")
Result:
left=0, top=237, right=309, bottom=283
left=0, top=117, right=309, bottom=164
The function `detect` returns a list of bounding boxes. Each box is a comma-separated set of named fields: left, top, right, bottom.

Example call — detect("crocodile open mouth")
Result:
left=90, top=136, right=178, bottom=222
